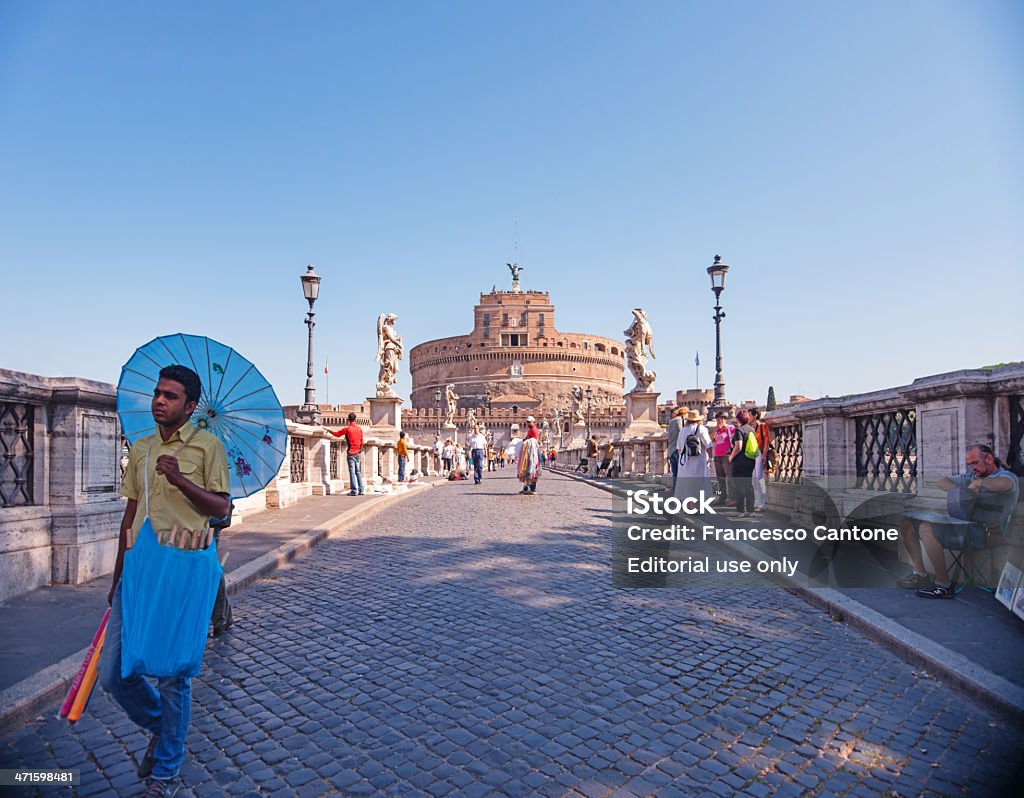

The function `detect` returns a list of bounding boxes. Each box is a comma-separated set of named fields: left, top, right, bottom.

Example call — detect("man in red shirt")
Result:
left=331, top=412, right=365, bottom=495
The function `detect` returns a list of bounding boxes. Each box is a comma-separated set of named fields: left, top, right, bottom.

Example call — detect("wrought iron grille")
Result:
left=855, top=409, right=917, bottom=492
left=0, top=402, right=34, bottom=507
left=769, top=424, right=802, bottom=484
left=290, top=437, right=306, bottom=483
left=330, top=441, right=341, bottom=480
left=1007, top=396, right=1024, bottom=479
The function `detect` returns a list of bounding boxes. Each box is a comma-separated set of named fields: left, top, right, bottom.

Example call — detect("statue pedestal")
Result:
left=623, top=390, right=661, bottom=436
left=368, top=396, right=402, bottom=438
left=570, top=422, right=587, bottom=449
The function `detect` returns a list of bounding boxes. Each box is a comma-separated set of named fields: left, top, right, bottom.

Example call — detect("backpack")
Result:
left=743, top=430, right=760, bottom=460
left=684, top=425, right=704, bottom=458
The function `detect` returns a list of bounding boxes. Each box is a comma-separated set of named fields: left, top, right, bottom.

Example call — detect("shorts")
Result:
left=906, top=513, right=987, bottom=550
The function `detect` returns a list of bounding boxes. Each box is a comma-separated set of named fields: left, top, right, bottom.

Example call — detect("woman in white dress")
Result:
left=672, top=408, right=714, bottom=510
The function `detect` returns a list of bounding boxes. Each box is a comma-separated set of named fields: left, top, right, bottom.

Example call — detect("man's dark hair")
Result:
left=399, top=430, right=406, bottom=438
left=159, top=365, right=202, bottom=406
left=749, top=408, right=761, bottom=419
left=715, top=412, right=726, bottom=419
left=347, top=412, right=357, bottom=422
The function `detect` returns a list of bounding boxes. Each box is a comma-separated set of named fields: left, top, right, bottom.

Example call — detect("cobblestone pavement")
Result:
left=2, top=470, right=1021, bottom=797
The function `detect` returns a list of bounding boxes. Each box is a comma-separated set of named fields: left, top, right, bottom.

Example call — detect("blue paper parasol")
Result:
left=117, top=333, right=287, bottom=498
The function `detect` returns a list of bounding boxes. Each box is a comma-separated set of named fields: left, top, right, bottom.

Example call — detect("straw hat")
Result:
left=685, top=409, right=703, bottom=422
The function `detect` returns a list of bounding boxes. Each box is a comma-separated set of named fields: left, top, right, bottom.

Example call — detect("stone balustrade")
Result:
left=556, top=365, right=1024, bottom=584
left=0, top=368, right=438, bottom=602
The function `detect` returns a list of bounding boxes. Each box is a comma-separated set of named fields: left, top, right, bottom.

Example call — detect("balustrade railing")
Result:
left=0, top=401, right=34, bottom=507
left=768, top=423, right=802, bottom=484
left=854, top=409, right=917, bottom=493
left=290, top=436, right=307, bottom=483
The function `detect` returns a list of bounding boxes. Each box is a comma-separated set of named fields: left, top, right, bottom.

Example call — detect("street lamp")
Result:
left=298, top=264, right=321, bottom=425
left=434, top=387, right=442, bottom=438
left=585, top=386, right=594, bottom=439
left=707, top=254, right=729, bottom=408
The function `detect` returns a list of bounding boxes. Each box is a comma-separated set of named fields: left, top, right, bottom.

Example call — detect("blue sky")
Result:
left=2, top=1, right=1021, bottom=408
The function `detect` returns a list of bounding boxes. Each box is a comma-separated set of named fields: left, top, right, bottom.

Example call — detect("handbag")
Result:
left=120, top=450, right=223, bottom=678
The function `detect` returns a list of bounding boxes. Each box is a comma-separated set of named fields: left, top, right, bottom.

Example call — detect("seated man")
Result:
left=574, top=458, right=589, bottom=473
left=897, top=444, right=1019, bottom=598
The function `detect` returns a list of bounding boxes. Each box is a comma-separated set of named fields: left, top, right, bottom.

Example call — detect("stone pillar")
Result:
left=622, top=443, right=634, bottom=476
left=363, top=443, right=381, bottom=485
left=47, top=381, right=124, bottom=588
left=368, top=396, right=402, bottom=438
left=623, top=390, right=661, bottom=437
left=650, top=438, right=665, bottom=477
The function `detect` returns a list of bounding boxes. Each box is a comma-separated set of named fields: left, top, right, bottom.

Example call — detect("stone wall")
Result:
left=0, top=369, right=438, bottom=603
left=0, top=369, right=123, bottom=603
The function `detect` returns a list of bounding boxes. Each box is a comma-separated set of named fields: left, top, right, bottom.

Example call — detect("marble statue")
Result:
left=375, top=312, right=403, bottom=398
left=624, top=308, right=656, bottom=390
left=570, top=386, right=585, bottom=426
left=444, top=383, right=460, bottom=427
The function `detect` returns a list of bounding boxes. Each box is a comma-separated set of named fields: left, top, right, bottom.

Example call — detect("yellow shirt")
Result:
left=121, top=421, right=230, bottom=542
left=397, top=438, right=409, bottom=457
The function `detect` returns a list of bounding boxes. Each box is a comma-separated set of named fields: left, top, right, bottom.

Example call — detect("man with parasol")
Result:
left=101, top=365, right=230, bottom=797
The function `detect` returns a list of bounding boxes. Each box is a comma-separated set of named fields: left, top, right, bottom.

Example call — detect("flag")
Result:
left=695, top=351, right=700, bottom=367
left=324, top=358, right=329, bottom=375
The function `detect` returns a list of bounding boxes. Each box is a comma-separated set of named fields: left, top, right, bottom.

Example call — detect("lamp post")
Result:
left=298, top=264, right=321, bottom=425
left=707, top=254, right=729, bottom=408
left=434, top=387, right=442, bottom=438
left=585, top=386, right=594, bottom=439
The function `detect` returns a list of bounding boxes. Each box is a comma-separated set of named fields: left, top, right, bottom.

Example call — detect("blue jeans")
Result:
left=99, top=582, right=190, bottom=780
left=348, top=453, right=364, bottom=494
left=398, top=455, right=407, bottom=482
left=472, top=449, right=485, bottom=482
left=668, top=450, right=680, bottom=492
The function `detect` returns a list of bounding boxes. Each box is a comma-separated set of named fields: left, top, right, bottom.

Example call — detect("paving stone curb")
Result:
left=551, top=467, right=1024, bottom=727
left=0, top=482, right=438, bottom=737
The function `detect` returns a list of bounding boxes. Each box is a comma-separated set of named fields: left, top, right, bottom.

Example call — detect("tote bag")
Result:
left=120, top=450, right=223, bottom=678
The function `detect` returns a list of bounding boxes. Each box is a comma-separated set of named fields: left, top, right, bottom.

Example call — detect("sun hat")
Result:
left=685, top=409, right=703, bottom=422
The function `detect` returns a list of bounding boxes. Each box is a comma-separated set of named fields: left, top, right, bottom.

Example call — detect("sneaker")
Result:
left=520, top=488, right=531, bottom=494
left=916, top=584, right=956, bottom=599
left=896, top=572, right=933, bottom=589
left=348, top=491, right=358, bottom=496
left=137, top=735, right=159, bottom=778
left=143, top=776, right=181, bottom=798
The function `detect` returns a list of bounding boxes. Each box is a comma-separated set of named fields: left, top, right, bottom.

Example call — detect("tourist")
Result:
left=750, top=408, right=771, bottom=513
left=487, top=443, right=496, bottom=471
left=711, top=412, right=735, bottom=504
left=432, top=434, right=444, bottom=473
left=897, top=444, right=1019, bottom=598
left=396, top=430, right=408, bottom=482
left=598, top=439, right=615, bottom=477
left=330, top=412, right=365, bottom=495
left=467, top=425, right=488, bottom=484
left=100, top=365, right=230, bottom=797
left=442, top=439, right=455, bottom=472
left=585, top=435, right=600, bottom=476
left=672, top=408, right=713, bottom=511
left=518, top=416, right=542, bottom=494
left=728, top=409, right=757, bottom=517
left=666, top=406, right=687, bottom=492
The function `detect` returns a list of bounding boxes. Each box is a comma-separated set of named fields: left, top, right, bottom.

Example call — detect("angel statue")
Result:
left=375, top=313, right=404, bottom=397
left=570, top=385, right=585, bottom=426
left=444, top=383, right=460, bottom=427
left=507, top=262, right=524, bottom=290
left=623, top=307, right=656, bottom=390
left=465, top=407, right=477, bottom=430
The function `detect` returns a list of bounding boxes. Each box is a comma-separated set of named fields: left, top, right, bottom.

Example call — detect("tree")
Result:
left=766, top=385, right=777, bottom=411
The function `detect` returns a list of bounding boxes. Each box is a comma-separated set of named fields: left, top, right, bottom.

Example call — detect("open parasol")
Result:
left=117, top=333, right=287, bottom=498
